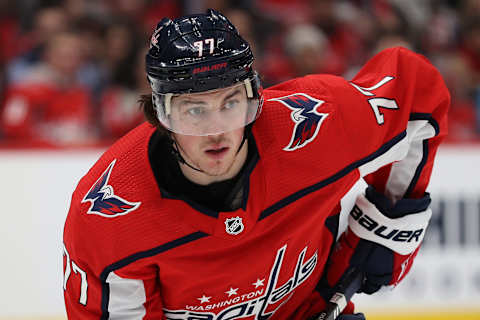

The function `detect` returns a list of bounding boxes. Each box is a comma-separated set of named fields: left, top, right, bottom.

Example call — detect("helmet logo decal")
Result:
left=193, top=62, right=227, bottom=74
left=150, top=28, right=161, bottom=49
left=82, top=160, right=141, bottom=218
left=268, top=93, right=328, bottom=151
left=225, top=216, right=244, bottom=235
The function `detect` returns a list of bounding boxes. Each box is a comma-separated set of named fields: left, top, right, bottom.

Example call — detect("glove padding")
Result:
left=337, top=313, right=366, bottom=320
left=326, top=186, right=432, bottom=294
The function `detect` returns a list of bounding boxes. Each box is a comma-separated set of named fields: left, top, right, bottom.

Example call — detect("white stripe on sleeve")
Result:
left=358, top=120, right=436, bottom=203
left=358, top=134, right=409, bottom=178
left=106, top=271, right=147, bottom=320
left=385, top=120, right=436, bottom=202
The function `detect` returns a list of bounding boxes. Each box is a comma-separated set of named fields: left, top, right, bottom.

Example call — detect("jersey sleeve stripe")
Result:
left=403, top=140, right=428, bottom=198
left=409, top=113, right=440, bottom=135
left=105, top=272, right=147, bottom=319
left=385, top=115, right=438, bottom=201
left=100, top=231, right=209, bottom=319
left=357, top=132, right=409, bottom=178
left=258, top=130, right=407, bottom=220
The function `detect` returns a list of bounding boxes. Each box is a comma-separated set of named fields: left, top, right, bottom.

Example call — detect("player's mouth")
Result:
left=205, top=146, right=229, bottom=159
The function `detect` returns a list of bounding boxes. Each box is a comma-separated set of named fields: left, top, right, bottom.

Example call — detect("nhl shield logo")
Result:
left=224, top=216, right=244, bottom=235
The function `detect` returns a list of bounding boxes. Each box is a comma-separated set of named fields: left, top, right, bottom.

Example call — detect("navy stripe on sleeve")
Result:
left=100, top=231, right=209, bottom=319
left=258, top=130, right=407, bottom=220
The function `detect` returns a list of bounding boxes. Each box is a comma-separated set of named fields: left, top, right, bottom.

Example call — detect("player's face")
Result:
left=165, top=83, right=253, bottom=136
left=171, top=86, right=249, bottom=184
left=173, top=127, right=246, bottom=183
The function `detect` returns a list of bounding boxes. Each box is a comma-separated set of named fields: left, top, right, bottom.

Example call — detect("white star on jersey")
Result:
left=225, top=287, right=238, bottom=297
left=197, top=295, right=211, bottom=304
left=252, top=278, right=265, bottom=288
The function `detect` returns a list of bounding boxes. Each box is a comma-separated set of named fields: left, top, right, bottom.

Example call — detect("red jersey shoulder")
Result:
left=80, top=158, right=141, bottom=218
left=65, top=123, right=190, bottom=269
left=73, top=122, right=154, bottom=216
left=251, top=76, right=359, bottom=204
left=334, top=47, right=449, bottom=157
left=257, top=74, right=346, bottom=153
left=260, top=47, right=446, bottom=160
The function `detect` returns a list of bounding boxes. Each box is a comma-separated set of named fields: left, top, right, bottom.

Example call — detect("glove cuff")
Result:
left=349, top=193, right=431, bottom=255
left=365, top=185, right=431, bottom=218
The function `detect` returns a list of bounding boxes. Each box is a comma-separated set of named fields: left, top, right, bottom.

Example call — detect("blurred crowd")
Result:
left=0, top=0, right=479, bottom=148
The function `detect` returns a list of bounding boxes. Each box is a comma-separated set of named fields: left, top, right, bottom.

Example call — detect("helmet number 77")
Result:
left=194, top=38, right=215, bottom=57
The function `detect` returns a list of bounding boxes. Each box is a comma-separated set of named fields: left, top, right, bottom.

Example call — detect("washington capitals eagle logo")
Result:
left=82, top=160, right=141, bottom=218
left=268, top=93, right=328, bottom=151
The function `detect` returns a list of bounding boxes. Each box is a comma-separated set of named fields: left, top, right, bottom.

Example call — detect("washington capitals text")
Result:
left=163, top=245, right=318, bottom=320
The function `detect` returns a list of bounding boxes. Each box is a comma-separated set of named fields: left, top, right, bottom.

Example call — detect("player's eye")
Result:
left=223, top=99, right=239, bottom=110
left=186, top=106, right=206, bottom=117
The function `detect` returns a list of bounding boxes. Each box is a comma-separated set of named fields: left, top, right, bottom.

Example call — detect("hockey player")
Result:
left=63, top=9, right=449, bottom=320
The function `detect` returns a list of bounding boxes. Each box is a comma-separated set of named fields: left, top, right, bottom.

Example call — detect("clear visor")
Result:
left=152, top=79, right=261, bottom=136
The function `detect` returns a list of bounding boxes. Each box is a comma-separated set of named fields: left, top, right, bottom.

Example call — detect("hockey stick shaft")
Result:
left=313, top=268, right=364, bottom=320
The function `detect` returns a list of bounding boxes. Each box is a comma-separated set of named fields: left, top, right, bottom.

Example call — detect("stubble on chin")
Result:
left=198, top=153, right=235, bottom=177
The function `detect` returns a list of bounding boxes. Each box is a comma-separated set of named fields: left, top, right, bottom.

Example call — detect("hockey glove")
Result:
left=326, top=186, right=432, bottom=294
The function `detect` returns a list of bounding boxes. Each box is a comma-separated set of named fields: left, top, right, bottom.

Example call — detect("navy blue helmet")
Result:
left=145, top=9, right=263, bottom=135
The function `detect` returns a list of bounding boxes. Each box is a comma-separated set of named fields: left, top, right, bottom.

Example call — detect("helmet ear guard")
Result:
left=244, top=78, right=254, bottom=98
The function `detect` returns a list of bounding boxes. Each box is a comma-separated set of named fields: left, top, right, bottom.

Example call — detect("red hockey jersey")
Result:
left=63, top=47, right=449, bottom=319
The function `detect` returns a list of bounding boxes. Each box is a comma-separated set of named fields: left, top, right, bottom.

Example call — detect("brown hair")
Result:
left=138, top=94, right=169, bottom=135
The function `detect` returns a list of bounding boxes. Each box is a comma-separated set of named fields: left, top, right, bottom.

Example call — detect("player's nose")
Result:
left=203, top=111, right=230, bottom=134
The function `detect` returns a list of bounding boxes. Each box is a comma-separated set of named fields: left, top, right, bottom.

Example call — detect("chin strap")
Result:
left=170, top=138, right=204, bottom=172
left=236, top=123, right=253, bottom=154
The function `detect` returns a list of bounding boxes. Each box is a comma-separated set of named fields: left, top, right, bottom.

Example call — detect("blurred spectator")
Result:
left=373, top=32, right=413, bottom=54
left=61, top=0, right=111, bottom=21
left=223, top=7, right=263, bottom=69
left=0, top=0, right=21, bottom=66
left=102, top=19, right=142, bottom=89
left=460, top=0, right=480, bottom=20
left=104, top=0, right=148, bottom=19
left=342, top=31, right=413, bottom=80
left=459, top=17, right=480, bottom=88
left=1, top=30, right=96, bottom=147
left=104, top=0, right=181, bottom=35
left=254, top=0, right=309, bottom=24
left=307, top=0, right=370, bottom=75
left=1, top=0, right=480, bottom=146
left=261, top=23, right=341, bottom=84
left=72, top=15, right=108, bottom=101
left=440, top=54, right=478, bottom=142
left=453, top=15, right=480, bottom=140
left=98, top=46, right=148, bottom=141
left=388, top=0, right=431, bottom=33
left=6, top=6, right=68, bottom=84
left=284, top=25, right=332, bottom=76
left=370, top=0, right=410, bottom=36
left=421, top=2, right=458, bottom=55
